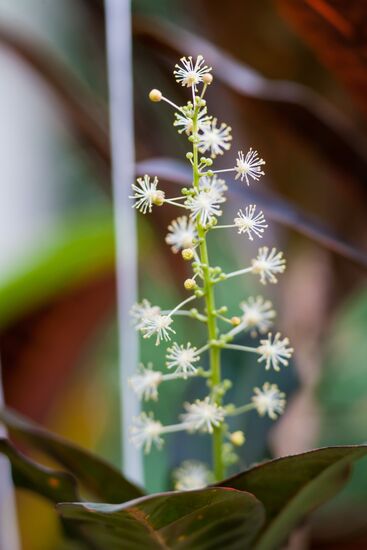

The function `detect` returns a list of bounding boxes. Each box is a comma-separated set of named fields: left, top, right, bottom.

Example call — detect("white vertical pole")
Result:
left=104, top=0, right=143, bottom=485
left=0, top=361, right=20, bottom=550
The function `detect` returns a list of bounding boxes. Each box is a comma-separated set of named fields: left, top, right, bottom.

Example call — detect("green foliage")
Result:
left=1, top=408, right=367, bottom=549
left=0, top=408, right=143, bottom=503
left=58, top=489, right=264, bottom=550
left=0, top=210, right=115, bottom=328
left=221, top=446, right=367, bottom=549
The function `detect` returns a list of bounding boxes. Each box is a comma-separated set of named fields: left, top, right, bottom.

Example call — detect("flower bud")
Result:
left=230, top=431, right=245, bottom=447
left=203, top=73, right=213, bottom=85
left=182, top=248, right=194, bottom=261
left=184, top=278, right=197, bottom=290
left=149, top=89, right=162, bottom=102
left=152, top=190, right=165, bottom=206
left=231, top=316, right=241, bottom=326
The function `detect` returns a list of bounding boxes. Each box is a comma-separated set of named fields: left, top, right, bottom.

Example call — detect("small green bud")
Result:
left=203, top=74, right=213, bottom=85
left=230, top=431, right=245, bottom=447
left=149, top=89, right=162, bottom=102
left=182, top=248, right=194, bottom=261
left=152, top=190, right=165, bottom=206
left=184, top=278, right=197, bottom=290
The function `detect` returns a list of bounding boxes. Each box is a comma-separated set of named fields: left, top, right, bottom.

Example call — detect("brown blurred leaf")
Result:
left=138, top=158, right=367, bottom=270
left=0, top=21, right=110, bottom=169
left=277, top=0, right=367, bottom=117
left=1, top=274, right=116, bottom=421
left=133, top=15, right=367, bottom=196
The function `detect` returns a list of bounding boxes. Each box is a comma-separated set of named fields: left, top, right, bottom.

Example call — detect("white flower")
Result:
left=166, top=342, right=200, bottom=376
left=186, top=190, right=223, bottom=226
left=199, top=175, right=227, bottom=203
left=239, top=296, right=276, bottom=335
left=251, top=247, right=286, bottom=285
left=234, top=149, right=265, bottom=186
left=181, top=397, right=225, bottom=433
left=130, top=413, right=163, bottom=453
left=130, top=300, right=161, bottom=330
left=257, top=332, right=293, bottom=371
left=141, top=314, right=175, bottom=345
left=198, top=118, right=232, bottom=158
left=174, top=108, right=211, bottom=135
left=173, top=461, right=212, bottom=491
left=129, top=175, right=164, bottom=214
left=234, top=205, right=268, bottom=240
left=174, top=55, right=212, bottom=90
left=252, top=383, right=286, bottom=420
left=129, top=364, right=162, bottom=401
left=165, top=216, right=197, bottom=253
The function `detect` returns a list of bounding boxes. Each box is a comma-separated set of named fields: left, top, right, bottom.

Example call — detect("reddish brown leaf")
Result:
left=277, top=0, right=367, bottom=117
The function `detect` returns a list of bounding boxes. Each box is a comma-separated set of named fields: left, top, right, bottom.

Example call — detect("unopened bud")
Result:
left=182, top=248, right=194, bottom=261
left=152, top=190, right=165, bottom=206
left=184, top=278, right=197, bottom=290
left=230, top=431, right=245, bottom=447
left=231, top=316, right=241, bottom=326
left=149, top=89, right=162, bottom=102
left=203, top=73, right=213, bottom=85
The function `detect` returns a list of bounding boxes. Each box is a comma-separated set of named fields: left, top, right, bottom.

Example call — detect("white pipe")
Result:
left=0, top=360, right=20, bottom=550
left=104, top=0, right=143, bottom=485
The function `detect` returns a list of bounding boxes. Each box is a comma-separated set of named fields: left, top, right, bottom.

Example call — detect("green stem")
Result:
left=192, top=100, right=225, bottom=482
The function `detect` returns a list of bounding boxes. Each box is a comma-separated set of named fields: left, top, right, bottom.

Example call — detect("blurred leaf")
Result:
left=0, top=210, right=115, bottom=328
left=0, top=20, right=110, bottom=167
left=58, top=488, right=265, bottom=550
left=0, top=438, right=78, bottom=503
left=134, top=16, right=367, bottom=194
left=0, top=211, right=117, bottom=419
left=138, top=157, right=367, bottom=270
left=277, top=0, right=367, bottom=117
left=219, top=445, right=367, bottom=550
left=0, top=408, right=143, bottom=503
left=1, top=19, right=366, bottom=270
left=313, top=288, right=367, bottom=535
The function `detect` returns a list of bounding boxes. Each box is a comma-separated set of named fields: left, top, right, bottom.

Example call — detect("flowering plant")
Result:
left=129, top=54, right=294, bottom=486
left=1, top=49, right=366, bottom=550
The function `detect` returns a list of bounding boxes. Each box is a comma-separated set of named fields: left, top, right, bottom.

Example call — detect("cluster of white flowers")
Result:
left=173, top=460, right=213, bottom=491
left=128, top=55, right=294, bottom=484
left=166, top=342, right=200, bottom=376
left=252, top=383, right=286, bottom=420
left=239, top=296, right=276, bottom=336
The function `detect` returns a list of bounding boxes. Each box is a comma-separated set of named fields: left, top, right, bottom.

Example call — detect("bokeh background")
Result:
left=0, top=0, right=367, bottom=548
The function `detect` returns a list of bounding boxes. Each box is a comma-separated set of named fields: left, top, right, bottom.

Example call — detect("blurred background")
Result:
left=0, top=0, right=367, bottom=548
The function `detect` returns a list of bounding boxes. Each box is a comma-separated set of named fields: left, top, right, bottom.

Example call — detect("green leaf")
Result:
left=0, top=407, right=143, bottom=503
left=57, top=488, right=265, bottom=549
left=219, top=445, right=367, bottom=550
left=0, top=210, right=115, bottom=328
left=0, top=438, right=78, bottom=503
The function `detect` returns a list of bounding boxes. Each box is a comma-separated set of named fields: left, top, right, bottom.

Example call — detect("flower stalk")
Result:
left=128, top=54, right=294, bottom=490
left=191, top=102, right=224, bottom=480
